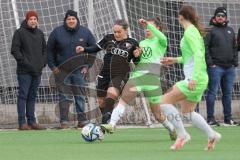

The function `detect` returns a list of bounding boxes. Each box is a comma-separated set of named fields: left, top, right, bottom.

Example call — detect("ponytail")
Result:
left=179, top=5, right=206, bottom=36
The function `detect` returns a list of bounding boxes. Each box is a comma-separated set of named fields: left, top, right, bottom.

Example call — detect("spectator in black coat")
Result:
left=205, top=7, right=238, bottom=126
left=11, top=10, right=47, bottom=130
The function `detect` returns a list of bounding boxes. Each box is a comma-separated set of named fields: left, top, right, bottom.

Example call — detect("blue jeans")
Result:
left=206, top=66, right=236, bottom=121
left=17, top=74, right=41, bottom=126
left=57, top=71, right=86, bottom=123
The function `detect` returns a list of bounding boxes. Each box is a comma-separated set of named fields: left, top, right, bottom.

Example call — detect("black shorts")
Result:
left=96, top=72, right=129, bottom=97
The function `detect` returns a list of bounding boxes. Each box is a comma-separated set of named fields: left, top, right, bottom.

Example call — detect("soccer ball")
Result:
left=81, top=123, right=104, bottom=142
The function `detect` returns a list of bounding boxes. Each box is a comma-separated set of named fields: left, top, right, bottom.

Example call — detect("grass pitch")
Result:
left=0, top=126, right=239, bottom=160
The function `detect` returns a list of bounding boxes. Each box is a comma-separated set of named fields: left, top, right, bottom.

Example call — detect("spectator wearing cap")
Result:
left=47, top=10, right=96, bottom=129
left=11, top=10, right=47, bottom=130
left=205, top=7, right=238, bottom=126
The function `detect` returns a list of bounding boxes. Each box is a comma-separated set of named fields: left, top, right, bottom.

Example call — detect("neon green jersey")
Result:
left=133, top=23, right=167, bottom=76
left=177, top=25, right=208, bottom=83
left=129, top=23, right=167, bottom=103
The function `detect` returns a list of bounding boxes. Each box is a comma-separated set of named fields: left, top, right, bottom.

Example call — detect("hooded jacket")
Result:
left=47, top=18, right=96, bottom=71
left=205, top=18, right=238, bottom=67
left=11, top=20, right=47, bottom=76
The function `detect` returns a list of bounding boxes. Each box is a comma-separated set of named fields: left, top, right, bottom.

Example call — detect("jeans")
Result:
left=17, top=74, right=41, bottom=126
left=56, top=71, right=87, bottom=123
left=206, top=66, right=236, bottom=121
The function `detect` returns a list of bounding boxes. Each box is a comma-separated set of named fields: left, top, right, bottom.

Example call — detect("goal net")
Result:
left=0, top=0, right=239, bottom=128
left=125, top=0, right=240, bottom=122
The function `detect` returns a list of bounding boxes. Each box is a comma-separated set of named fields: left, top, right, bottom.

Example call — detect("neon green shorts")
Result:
left=129, top=72, right=162, bottom=104
left=176, top=80, right=207, bottom=102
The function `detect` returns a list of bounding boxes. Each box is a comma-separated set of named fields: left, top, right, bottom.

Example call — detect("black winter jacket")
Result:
left=47, top=21, right=96, bottom=71
left=205, top=23, right=238, bottom=68
left=11, top=20, right=47, bottom=76
left=237, top=27, right=240, bottom=51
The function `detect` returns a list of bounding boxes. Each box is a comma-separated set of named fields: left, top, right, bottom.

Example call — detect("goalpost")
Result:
left=0, top=0, right=239, bottom=128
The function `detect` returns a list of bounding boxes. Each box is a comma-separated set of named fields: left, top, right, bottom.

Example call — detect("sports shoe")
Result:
left=98, top=128, right=105, bottom=141
left=170, top=133, right=191, bottom=150
left=18, top=124, right=31, bottom=130
left=207, top=119, right=220, bottom=126
left=169, top=129, right=177, bottom=141
left=223, top=119, right=239, bottom=126
left=205, top=131, right=221, bottom=151
left=29, top=123, right=46, bottom=130
left=100, top=124, right=115, bottom=134
left=57, top=123, right=69, bottom=129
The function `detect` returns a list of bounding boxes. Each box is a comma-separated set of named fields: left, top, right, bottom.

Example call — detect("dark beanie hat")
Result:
left=25, top=10, right=38, bottom=21
left=64, top=10, right=79, bottom=21
left=214, top=7, right=227, bottom=17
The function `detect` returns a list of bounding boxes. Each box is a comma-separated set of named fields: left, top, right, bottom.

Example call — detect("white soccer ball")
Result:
left=81, top=123, right=104, bottom=142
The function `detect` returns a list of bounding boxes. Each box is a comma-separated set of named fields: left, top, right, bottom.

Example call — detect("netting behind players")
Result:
left=0, top=0, right=150, bottom=128
left=125, top=0, right=240, bottom=121
left=0, top=0, right=240, bottom=128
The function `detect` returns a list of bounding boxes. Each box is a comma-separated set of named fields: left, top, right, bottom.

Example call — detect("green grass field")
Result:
left=0, top=126, right=239, bottom=160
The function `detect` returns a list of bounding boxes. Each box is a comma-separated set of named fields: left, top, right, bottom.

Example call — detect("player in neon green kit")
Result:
left=160, top=5, right=221, bottom=151
left=131, top=18, right=167, bottom=105
left=101, top=17, right=177, bottom=140
left=175, top=23, right=208, bottom=102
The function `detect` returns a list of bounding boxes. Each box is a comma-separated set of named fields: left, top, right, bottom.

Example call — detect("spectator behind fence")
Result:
left=47, top=10, right=96, bottom=129
left=205, top=7, right=239, bottom=126
left=11, top=10, right=47, bottom=130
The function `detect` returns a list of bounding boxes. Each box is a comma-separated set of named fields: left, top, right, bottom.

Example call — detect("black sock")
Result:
left=101, top=97, right=116, bottom=124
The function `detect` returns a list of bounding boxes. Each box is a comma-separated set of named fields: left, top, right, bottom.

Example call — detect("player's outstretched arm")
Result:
left=138, top=18, right=148, bottom=27
left=138, top=18, right=167, bottom=48
left=160, top=57, right=178, bottom=65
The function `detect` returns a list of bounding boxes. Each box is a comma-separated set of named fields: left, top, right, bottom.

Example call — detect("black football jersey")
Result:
left=97, top=34, right=139, bottom=75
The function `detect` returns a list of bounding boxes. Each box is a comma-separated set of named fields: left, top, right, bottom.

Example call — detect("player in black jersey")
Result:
left=76, top=19, right=140, bottom=124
